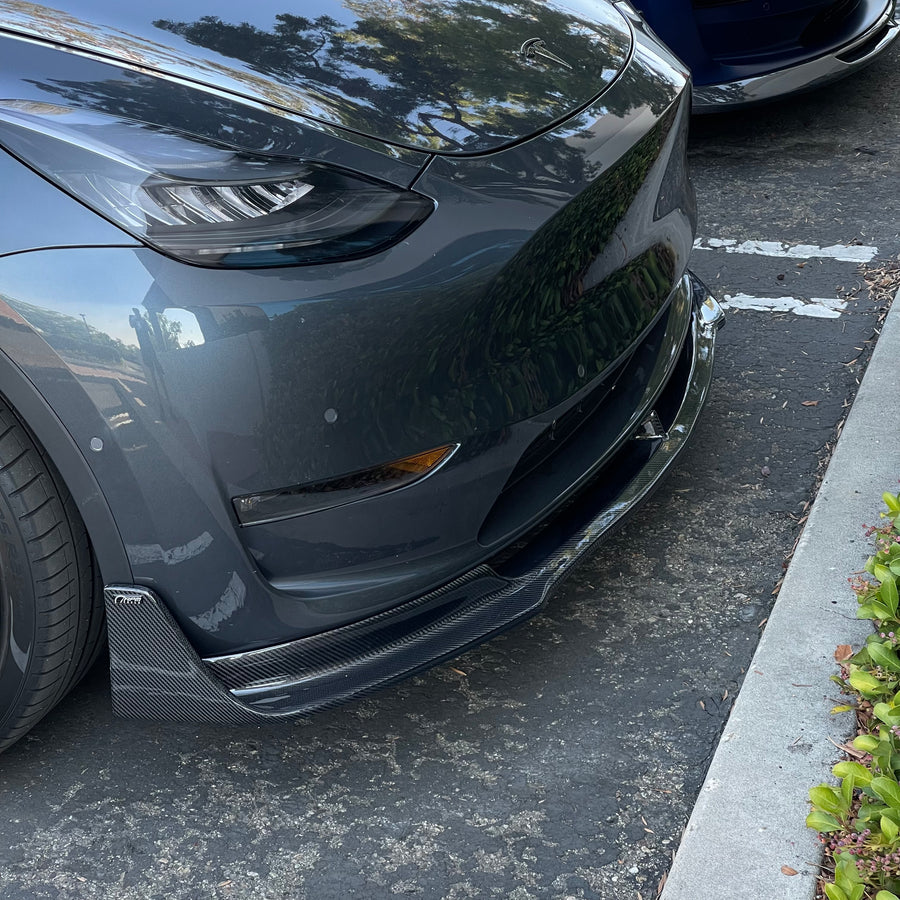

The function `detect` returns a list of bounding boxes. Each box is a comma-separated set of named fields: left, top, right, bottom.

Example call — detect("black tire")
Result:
left=0, top=396, right=105, bottom=753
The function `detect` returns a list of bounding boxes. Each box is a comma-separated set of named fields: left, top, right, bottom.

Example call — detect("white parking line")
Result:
left=721, top=293, right=846, bottom=318
left=694, top=237, right=878, bottom=263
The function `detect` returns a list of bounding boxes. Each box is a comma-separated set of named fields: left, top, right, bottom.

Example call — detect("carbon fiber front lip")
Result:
left=104, top=277, right=723, bottom=724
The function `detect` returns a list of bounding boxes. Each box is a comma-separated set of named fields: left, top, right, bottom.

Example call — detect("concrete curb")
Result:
left=660, top=289, right=900, bottom=900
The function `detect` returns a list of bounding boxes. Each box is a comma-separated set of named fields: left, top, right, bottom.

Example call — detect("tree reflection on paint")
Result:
left=154, top=0, right=646, bottom=150
left=259, top=108, right=683, bottom=485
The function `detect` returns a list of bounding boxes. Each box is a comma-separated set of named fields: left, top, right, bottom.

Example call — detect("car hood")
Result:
left=0, top=0, right=633, bottom=155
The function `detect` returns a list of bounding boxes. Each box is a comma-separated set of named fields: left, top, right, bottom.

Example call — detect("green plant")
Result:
left=808, top=490, right=900, bottom=898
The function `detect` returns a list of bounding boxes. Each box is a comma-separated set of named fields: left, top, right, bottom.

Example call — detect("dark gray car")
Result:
left=0, top=0, right=723, bottom=751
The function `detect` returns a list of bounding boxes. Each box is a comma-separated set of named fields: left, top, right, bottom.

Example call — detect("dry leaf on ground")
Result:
left=835, top=644, right=854, bottom=662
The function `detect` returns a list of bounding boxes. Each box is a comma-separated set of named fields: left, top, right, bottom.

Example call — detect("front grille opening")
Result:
left=478, top=309, right=667, bottom=548
left=487, top=333, right=694, bottom=580
left=698, top=0, right=865, bottom=65
left=500, top=353, right=632, bottom=496
left=487, top=439, right=653, bottom=579
left=651, top=333, right=693, bottom=429
left=800, top=0, right=863, bottom=47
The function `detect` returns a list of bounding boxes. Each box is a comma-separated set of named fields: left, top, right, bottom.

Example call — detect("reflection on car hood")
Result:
left=0, top=0, right=633, bottom=154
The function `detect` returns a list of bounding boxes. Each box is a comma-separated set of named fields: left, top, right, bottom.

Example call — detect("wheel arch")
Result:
left=0, top=348, right=132, bottom=584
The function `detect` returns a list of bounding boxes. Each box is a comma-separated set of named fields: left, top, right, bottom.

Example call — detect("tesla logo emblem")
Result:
left=520, top=38, right=573, bottom=70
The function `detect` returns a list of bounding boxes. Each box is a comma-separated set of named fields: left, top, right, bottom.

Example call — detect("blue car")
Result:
left=624, top=0, right=899, bottom=109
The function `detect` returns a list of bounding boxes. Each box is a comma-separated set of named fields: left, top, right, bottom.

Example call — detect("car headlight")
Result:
left=0, top=101, right=434, bottom=268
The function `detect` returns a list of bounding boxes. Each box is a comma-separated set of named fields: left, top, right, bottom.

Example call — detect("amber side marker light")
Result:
left=233, top=444, right=459, bottom=526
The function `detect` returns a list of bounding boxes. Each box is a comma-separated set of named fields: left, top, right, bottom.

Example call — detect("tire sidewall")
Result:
left=0, top=484, right=38, bottom=735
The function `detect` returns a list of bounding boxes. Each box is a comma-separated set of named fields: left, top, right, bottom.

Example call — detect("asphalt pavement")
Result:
left=2, top=45, right=900, bottom=900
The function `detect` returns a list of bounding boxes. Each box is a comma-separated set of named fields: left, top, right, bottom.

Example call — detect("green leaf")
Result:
left=876, top=749, right=895, bottom=774
left=853, top=804, right=888, bottom=830
left=856, top=800, right=887, bottom=827
left=876, top=892, right=900, bottom=900
left=881, top=806, right=900, bottom=827
left=858, top=602, right=895, bottom=621
left=882, top=577, right=900, bottom=616
left=810, top=785, right=847, bottom=816
left=824, top=884, right=848, bottom=900
left=849, top=668, right=886, bottom=695
left=842, top=773, right=856, bottom=807
left=832, top=704, right=855, bottom=713
left=834, top=761, right=873, bottom=786
left=849, top=887, right=864, bottom=900
left=873, top=702, right=900, bottom=725
left=875, top=564, right=894, bottom=584
left=884, top=492, right=900, bottom=514
left=835, top=851, right=864, bottom=886
left=883, top=814, right=900, bottom=841
left=869, top=641, right=900, bottom=672
left=890, top=560, right=900, bottom=577
left=854, top=734, right=880, bottom=752
left=871, top=776, right=900, bottom=808
left=807, top=809, right=842, bottom=832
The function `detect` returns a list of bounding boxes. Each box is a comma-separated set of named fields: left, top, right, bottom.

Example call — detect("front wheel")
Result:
left=0, top=396, right=105, bottom=753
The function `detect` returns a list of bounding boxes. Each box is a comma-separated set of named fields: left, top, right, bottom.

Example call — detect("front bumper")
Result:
left=104, top=275, right=723, bottom=724
left=693, top=0, right=899, bottom=111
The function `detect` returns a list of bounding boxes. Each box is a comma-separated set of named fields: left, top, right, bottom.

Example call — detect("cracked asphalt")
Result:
left=2, top=42, right=900, bottom=900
